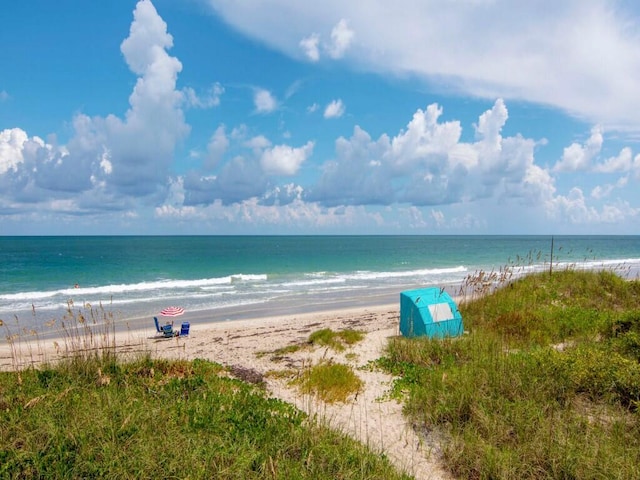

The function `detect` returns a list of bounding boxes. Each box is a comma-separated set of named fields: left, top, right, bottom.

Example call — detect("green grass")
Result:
left=379, top=269, right=640, bottom=479
left=293, top=361, right=364, bottom=403
left=308, top=328, right=364, bottom=352
left=0, top=355, right=408, bottom=479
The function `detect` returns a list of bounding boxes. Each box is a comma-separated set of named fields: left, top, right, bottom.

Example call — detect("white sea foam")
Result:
left=346, top=266, right=467, bottom=281
left=0, top=274, right=268, bottom=302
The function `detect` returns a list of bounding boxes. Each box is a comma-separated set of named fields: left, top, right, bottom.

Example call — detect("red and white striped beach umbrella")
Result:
left=160, top=306, right=185, bottom=317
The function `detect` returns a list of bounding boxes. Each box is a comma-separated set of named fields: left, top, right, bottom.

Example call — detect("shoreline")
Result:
left=2, top=287, right=407, bottom=344
left=0, top=277, right=471, bottom=354
left=2, top=278, right=468, bottom=344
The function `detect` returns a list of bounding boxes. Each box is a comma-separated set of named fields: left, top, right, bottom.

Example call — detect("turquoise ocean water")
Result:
left=1, top=236, right=639, bottom=334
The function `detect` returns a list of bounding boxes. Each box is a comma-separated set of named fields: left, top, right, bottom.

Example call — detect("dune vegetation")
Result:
left=380, top=268, right=640, bottom=479
left=0, top=352, right=409, bottom=479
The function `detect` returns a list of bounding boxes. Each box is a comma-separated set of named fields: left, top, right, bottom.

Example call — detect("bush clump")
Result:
left=294, top=361, right=363, bottom=403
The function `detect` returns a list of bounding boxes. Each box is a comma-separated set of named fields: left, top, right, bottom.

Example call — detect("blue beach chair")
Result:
left=180, top=322, right=190, bottom=336
left=162, top=323, right=175, bottom=338
left=154, top=316, right=178, bottom=338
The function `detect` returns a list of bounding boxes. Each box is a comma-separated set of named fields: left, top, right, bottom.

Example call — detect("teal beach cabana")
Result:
left=400, top=287, right=463, bottom=338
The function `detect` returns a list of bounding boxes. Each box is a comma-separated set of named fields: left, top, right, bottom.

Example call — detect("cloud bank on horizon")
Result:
left=1, top=0, right=639, bottom=234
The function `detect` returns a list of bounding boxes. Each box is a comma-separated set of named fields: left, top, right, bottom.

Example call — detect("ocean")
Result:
left=1, top=235, right=639, bottom=334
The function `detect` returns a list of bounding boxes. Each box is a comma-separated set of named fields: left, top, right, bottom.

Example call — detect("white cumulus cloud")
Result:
left=553, top=126, right=603, bottom=172
left=0, top=0, right=189, bottom=212
left=254, top=88, right=278, bottom=113
left=309, top=99, right=553, bottom=210
left=299, top=33, right=320, bottom=61
left=593, top=147, right=633, bottom=173
left=261, top=141, right=314, bottom=176
left=0, top=128, right=28, bottom=174
left=323, top=99, right=345, bottom=118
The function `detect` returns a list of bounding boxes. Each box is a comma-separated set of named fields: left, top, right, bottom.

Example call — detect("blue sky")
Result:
left=2, top=0, right=640, bottom=235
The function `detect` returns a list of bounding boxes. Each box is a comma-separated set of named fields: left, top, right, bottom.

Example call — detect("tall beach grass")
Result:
left=381, top=265, right=640, bottom=479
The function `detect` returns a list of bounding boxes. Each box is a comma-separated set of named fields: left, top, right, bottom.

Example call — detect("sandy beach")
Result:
left=1, top=305, right=452, bottom=480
